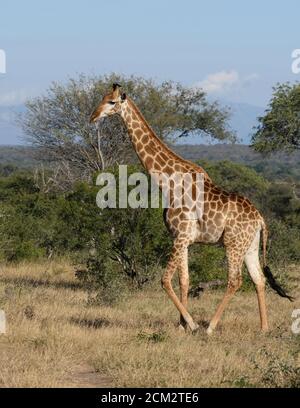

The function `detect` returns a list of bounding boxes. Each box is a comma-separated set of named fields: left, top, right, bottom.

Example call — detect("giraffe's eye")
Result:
left=108, top=101, right=116, bottom=105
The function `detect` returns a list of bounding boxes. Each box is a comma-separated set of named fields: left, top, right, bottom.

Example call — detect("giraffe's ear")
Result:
left=121, top=93, right=126, bottom=101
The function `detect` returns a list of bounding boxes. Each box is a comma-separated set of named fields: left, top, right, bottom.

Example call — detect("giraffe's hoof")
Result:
left=206, top=326, right=214, bottom=336
left=191, top=323, right=200, bottom=334
left=177, top=323, right=187, bottom=333
left=261, top=326, right=269, bottom=333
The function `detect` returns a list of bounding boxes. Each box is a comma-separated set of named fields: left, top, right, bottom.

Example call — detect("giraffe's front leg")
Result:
left=161, top=239, right=198, bottom=333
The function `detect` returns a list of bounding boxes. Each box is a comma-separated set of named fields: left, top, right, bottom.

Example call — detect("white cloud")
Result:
left=195, top=70, right=259, bottom=95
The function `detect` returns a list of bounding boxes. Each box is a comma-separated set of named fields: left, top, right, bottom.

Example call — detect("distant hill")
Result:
left=0, top=144, right=299, bottom=183
left=0, top=145, right=38, bottom=168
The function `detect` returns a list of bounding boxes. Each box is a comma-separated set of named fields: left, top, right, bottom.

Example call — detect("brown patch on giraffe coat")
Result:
left=244, top=206, right=251, bottom=214
left=141, top=134, right=148, bottom=143
left=164, top=165, right=173, bottom=174
left=167, top=160, right=175, bottom=167
left=145, top=157, right=154, bottom=169
left=139, top=150, right=146, bottom=159
left=208, top=210, right=215, bottom=219
left=135, top=129, right=143, bottom=138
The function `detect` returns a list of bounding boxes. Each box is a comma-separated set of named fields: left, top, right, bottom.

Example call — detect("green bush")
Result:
left=76, top=256, right=128, bottom=306
left=189, top=244, right=226, bottom=285
left=267, top=219, right=300, bottom=266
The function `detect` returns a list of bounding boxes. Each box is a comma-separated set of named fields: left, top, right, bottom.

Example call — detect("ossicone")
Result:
left=112, top=83, right=122, bottom=91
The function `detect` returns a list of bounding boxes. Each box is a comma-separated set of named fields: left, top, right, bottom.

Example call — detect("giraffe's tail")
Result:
left=261, top=220, right=294, bottom=302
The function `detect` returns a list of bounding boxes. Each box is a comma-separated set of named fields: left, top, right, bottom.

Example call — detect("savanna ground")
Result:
left=0, top=260, right=299, bottom=388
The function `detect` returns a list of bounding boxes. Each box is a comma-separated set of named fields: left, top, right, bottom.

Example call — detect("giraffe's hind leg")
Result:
left=207, top=244, right=244, bottom=335
left=244, top=228, right=269, bottom=332
left=178, top=245, right=189, bottom=330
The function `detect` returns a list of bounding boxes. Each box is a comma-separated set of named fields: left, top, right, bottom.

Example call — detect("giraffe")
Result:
left=90, top=83, right=294, bottom=335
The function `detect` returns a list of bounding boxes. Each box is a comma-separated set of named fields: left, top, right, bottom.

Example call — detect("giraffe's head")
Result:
left=90, top=83, right=126, bottom=123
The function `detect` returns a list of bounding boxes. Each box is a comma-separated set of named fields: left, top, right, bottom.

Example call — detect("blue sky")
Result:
left=0, top=0, right=300, bottom=143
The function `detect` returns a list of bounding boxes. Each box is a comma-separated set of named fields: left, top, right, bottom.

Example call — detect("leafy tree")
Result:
left=252, top=82, right=300, bottom=153
left=264, top=183, right=300, bottom=227
left=19, top=73, right=235, bottom=183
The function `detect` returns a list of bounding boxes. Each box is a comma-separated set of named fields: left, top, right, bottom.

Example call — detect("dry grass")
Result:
left=0, top=260, right=299, bottom=388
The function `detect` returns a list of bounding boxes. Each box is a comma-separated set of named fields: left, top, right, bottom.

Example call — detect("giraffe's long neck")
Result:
left=120, top=98, right=210, bottom=179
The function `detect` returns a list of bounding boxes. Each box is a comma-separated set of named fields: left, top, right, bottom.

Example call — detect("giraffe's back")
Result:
left=163, top=178, right=263, bottom=246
